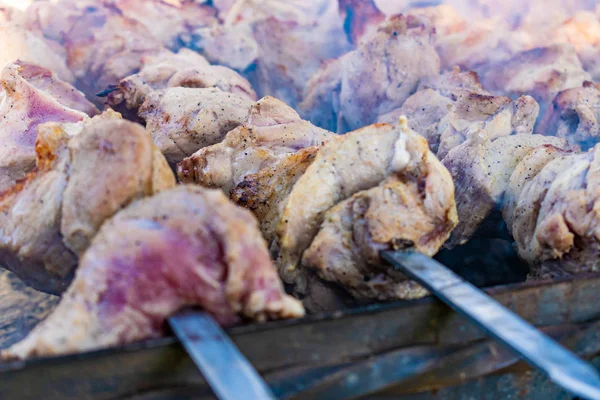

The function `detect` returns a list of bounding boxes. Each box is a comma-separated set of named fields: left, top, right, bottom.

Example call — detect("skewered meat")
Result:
left=301, top=119, right=457, bottom=301
left=480, top=44, right=591, bottom=126
left=337, top=0, right=385, bottom=45
left=183, top=22, right=259, bottom=72
left=300, top=14, right=440, bottom=133
left=407, top=4, right=531, bottom=70
left=443, top=132, right=572, bottom=247
left=0, top=62, right=97, bottom=194
left=0, top=20, right=74, bottom=83
left=231, top=148, right=320, bottom=245
left=278, top=118, right=458, bottom=297
left=105, top=0, right=217, bottom=50
left=0, top=112, right=175, bottom=293
left=104, top=49, right=256, bottom=117
left=3, top=185, right=304, bottom=359
left=378, top=68, right=539, bottom=158
left=538, top=81, right=600, bottom=150
left=26, top=0, right=166, bottom=100
left=247, top=0, right=350, bottom=108
left=178, top=96, right=332, bottom=195
left=503, top=143, right=600, bottom=279
left=138, top=87, right=254, bottom=166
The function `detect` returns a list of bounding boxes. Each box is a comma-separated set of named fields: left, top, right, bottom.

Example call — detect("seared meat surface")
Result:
left=379, top=68, right=539, bottom=158
left=300, top=14, right=440, bottom=133
left=0, top=19, right=74, bottom=83
left=538, top=81, right=600, bottom=150
left=301, top=119, right=457, bottom=301
left=105, top=49, right=256, bottom=115
left=503, top=143, right=600, bottom=279
left=0, top=62, right=96, bottom=194
left=480, top=44, right=591, bottom=125
left=0, top=113, right=175, bottom=293
left=443, top=133, right=572, bottom=247
left=139, top=87, right=254, bottom=166
left=278, top=118, right=457, bottom=297
left=178, top=96, right=331, bottom=194
left=3, top=185, right=303, bottom=359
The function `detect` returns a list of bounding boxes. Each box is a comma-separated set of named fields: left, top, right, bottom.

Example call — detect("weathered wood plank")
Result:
left=1, top=274, right=600, bottom=399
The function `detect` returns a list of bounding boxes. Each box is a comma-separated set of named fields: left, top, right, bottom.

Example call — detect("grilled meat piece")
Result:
left=105, top=49, right=256, bottom=116
left=300, top=14, right=440, bottom=133
left=0, top=113, right=175, bottom=293
left=26, top=0, right=166, bottom=100
left=338, top=0, right=385, bottom=45
left=183, top=22, right=260, bottom=72
left=248, top=1, right=350, bottom=108
left=231, top=147, right=320, bottom=245
left=3, top=185, right=304, bottom=360
left=443, top=133, right=572, bottom=247
left=552, top=8, right=600, bottom=81
left=0, top=62, right=97, bottom=194
left=379, top=68, right=539, bottom=158
left=301, top=120, right=457, bottom=301
left=139, top=87, right=254, bottom=166
left=403, top=5, right=528, bottom=70
left=538, top=81, right=600, bottom=150
left=105, top=0, right=217, bottom=49
left=278, top=118, right=458, bottom=296
left=480, top=44, right=591, bottom=126
left=0, top=20, right=74, bottom=83
left=178, top=96, right=331, bottom=194
left=503, top=143, right=600, bottom=279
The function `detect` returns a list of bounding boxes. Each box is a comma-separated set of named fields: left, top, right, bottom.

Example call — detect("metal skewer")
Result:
left=381, top=250, right=600, bottom=400
left=169, top=310, right=276, bottom=400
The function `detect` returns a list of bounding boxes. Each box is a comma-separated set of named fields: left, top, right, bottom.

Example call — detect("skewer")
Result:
left=381, top=250, right=600, bottom=400
left=169, top=310, right=276, bottom=400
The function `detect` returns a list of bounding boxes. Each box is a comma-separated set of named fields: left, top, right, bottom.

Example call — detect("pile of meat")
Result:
left=1, top=0, right=600, bottom=359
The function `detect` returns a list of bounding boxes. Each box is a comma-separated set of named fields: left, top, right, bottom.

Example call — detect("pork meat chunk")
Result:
left=503, top=144, right=600, bottom=279
left=443, top=133, right=572, bottom=247
left=538, top=81, right=600, bottom=150
left=0, top=113, right=174, bottom=293
left=139, top=87, right=254, bottom=166
left=302, top=121, right=457, bottom=301
left=379, top=67, right=539, bottom=158
left=178, top=96, right=332, bottom=194
left=480, top=44, right=591, bottom=126
left=3, top=185, right=304, bottom=360
left=105, top=49, right=256, bottom=116
left=0, top=63, right=96, bottom=193
left=278, top=118, right=457, bottom=295
left=300, top=14, right=440, bottom=133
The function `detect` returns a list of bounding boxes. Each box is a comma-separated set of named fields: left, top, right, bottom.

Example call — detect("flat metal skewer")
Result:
left=169, top=310, right=276, bottom=400
left=381, top=250, right=600, bottom=400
